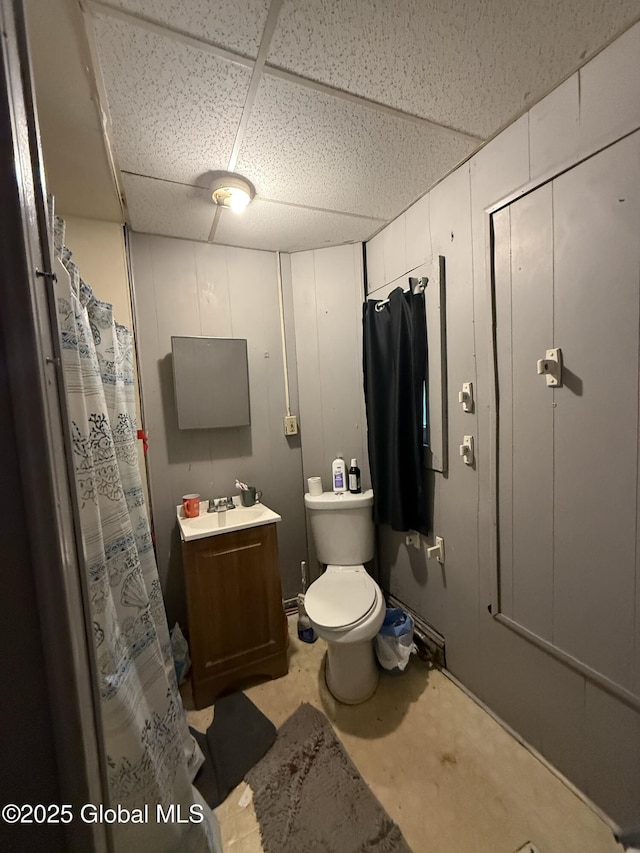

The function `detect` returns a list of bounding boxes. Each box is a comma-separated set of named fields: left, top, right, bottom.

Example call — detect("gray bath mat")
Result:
left=246, top=702, right=412, bottom=853
left=190, top=692, right=276, bottom=808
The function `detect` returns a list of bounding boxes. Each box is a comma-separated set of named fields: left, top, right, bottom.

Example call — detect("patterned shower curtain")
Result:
left=53, top=219, right=221, bottom=853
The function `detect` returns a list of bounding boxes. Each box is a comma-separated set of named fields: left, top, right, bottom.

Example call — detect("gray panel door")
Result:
left=552, top=133, right=640, bottom=691
left=494, top=130, right=640, bottom=693
left=495, top=186, right=555, bottom=637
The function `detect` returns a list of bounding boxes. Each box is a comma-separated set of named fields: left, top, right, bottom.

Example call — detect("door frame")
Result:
left=0, top=1, right=111, bottom=848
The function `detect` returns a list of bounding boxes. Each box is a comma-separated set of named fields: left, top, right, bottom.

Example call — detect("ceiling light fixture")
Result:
left=210, top=173, right=255, bottom=214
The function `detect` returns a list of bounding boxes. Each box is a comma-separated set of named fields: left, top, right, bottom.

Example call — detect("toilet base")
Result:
left=325, top=639, right=379, bottom=704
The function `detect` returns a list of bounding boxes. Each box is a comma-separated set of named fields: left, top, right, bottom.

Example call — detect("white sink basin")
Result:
left=176, top=499, right=281, bottom=542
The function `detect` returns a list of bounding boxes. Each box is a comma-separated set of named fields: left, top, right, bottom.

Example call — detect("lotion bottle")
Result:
left=332, top=455, right=347, bottom=493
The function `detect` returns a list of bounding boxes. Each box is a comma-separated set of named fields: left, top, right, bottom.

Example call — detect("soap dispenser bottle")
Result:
left=332, top=454, right=347, bottom=493
left=348, top=458, right=361, bottom=494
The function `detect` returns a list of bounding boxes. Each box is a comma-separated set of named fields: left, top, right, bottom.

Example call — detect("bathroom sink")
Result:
left=176, top=499, right=281, bottom=542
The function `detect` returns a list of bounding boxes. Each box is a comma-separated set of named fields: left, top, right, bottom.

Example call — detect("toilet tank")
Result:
left=304, top=490, right=374, bottom=565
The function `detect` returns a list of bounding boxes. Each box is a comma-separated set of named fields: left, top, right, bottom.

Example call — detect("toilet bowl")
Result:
left=303, top=489, right=383, bottom=704
left=305, top=565, right=385, bottom=704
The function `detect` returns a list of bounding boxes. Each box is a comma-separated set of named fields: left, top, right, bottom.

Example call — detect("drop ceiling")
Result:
left=25, top=0, right=640, bottom=252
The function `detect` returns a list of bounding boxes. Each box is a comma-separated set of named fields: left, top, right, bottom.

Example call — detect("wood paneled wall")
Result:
left=289, top=244, right=369, bottom=579
left=128, top=235, right=308, bottom=625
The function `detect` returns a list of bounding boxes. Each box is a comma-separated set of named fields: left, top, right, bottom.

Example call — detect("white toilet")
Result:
left=303, top=489, right=385, bottom=704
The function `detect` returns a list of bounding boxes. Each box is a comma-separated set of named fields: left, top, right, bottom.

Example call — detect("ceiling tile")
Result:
left=269, top=0, right=640, bottom=138
left=123, top=174, right=214, bottom=241
left=92, top=13, right=252, bottom=185
left=236, top=75, right=477, bottom=221
left=214, top=199, right=383, bottom=252
left=106, top=0, right=270, bottom=57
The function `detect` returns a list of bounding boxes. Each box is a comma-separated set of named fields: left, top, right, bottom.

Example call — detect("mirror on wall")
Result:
left=171, top=336, right=251, bottom=429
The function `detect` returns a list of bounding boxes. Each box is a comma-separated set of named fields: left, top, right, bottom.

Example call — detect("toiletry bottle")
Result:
left=332, top=455, right=347, bottom=493
left=348, top=458, right=361, bottom=494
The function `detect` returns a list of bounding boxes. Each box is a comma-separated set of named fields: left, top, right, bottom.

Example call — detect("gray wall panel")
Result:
left=279, top=253, right=302, bottom=431
left=471, top=116, right=531, bottom=640
left=483, top=616, right=589, bottom=794
left=129, top=233, right=307, bottom=623
left=289, top=250, right=324, bottom=577
left=314, top=245, right=368, bottom=483
left=509, top=185, right=555, bottom=640
left=194, top=242, right=233, bottom=336
left=637, top=379, right=640, bottom=696
left=535, top=658, right=587, bottom=793
left=366, top=163, right=483, bottom=690
left=480, top=615, right=545, bottom=751
left=584, top=682, right=640, bottom=826
left=376, top=526, right=442, bottom=631
left=129, top=234, right=162, bottom=463
left=428, top=165, right=482, bottom=692
left=579, top=23, right=640, bottom=158
left=226, top=248, right=277, bottom=472
left=129, top=234, right=183, bottom=613
left=226, top=247, right=308, bottom=591
left=289, top=244, right=368, bottom=579
left=290, top=249, right=325, bottom=481
left=405, top=192, right=431, bottom=273
left=552, top=135, right=640, bottom=690
left=279, top=253, right=308, bottom=576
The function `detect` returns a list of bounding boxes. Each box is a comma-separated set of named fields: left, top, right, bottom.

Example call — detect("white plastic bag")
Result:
left=375, top=608, right=415, bottom=673
left=171, top=622, right=191, bottom=684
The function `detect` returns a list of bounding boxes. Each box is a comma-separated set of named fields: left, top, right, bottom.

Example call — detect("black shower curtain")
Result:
left=363, top=286, right=428, bottom=534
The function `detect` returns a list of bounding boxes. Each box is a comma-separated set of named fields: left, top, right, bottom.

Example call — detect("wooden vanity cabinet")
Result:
left=182, top=522, right=288, bottom=709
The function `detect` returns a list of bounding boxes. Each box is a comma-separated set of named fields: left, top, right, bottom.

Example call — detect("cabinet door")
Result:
left=185, top=524, right=285, bottom=682
left=493, top=130, right=640, bottom=695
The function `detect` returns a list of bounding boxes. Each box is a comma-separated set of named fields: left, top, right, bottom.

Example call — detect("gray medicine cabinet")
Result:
left=171, top=335, right=251, bottom=429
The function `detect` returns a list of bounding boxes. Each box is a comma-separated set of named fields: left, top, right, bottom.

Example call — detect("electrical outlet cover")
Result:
left=405, top=532, right=420, bottom=549
left=284, top=414, right=298, bottom=435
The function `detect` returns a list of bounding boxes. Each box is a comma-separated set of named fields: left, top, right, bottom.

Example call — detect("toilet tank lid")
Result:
left=304, top=489, right=373, bottom=509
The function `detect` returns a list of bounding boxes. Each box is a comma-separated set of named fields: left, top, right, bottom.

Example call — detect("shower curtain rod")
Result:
left=373, top=276, right=428, bottom=311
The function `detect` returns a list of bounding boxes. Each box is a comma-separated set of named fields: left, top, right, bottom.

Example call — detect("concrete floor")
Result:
left=186, top=616, right=622, bottom=853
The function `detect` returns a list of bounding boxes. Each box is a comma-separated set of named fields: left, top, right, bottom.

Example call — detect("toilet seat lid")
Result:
left=305, top=567, right=377, bottom=629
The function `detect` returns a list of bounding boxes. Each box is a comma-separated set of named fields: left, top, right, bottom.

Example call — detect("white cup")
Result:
left=308, top=476, right=323, bottom=496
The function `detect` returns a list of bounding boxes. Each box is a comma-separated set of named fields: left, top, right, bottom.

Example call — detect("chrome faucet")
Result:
left=208, top=496, right=235, bottom=512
